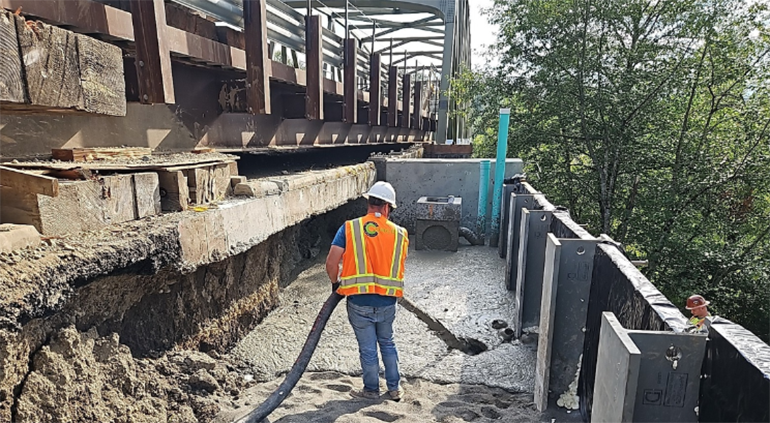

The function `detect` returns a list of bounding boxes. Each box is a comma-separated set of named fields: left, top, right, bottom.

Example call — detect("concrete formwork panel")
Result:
left=592, top=312, right=706, bottom=423
left=504, top=193, right=535, bottom=291
left=626, top=331, right=706, bottom=422
left=591, top=312, right=642, bottom=422
left=533, top=235, right=596, bottom=411
left=534, top=234, right=561, bottom=411
left=497, top=183, right=519, bottom=258
left=513, top=208, right=553, bottom=336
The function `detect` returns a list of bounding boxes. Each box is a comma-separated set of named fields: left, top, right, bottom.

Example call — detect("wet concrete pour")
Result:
left=231, top=243, right=537, bottom=394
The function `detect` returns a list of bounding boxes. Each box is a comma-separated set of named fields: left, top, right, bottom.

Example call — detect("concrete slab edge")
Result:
left=0, top=163, right=376, bottom=330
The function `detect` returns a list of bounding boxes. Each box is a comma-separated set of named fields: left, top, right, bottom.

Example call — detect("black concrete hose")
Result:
left=459, top=226, right=484, bottom=246
left=237, top=286, right=344, bottom=423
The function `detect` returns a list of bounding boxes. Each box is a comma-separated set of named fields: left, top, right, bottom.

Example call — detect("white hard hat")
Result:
left=363, top=181, right=397, bottom=208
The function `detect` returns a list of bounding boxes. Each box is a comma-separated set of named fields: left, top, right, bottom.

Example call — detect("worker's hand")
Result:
left=332, top=281, right=340, bottom=294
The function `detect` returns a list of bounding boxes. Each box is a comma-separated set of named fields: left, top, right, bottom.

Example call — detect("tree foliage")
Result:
left=453, top=0, right=770, bottom=340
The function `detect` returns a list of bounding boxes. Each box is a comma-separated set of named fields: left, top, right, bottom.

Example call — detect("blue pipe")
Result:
left=490, top=108, right=511, bottom=247
left=477, top=160, right=491, bottom=243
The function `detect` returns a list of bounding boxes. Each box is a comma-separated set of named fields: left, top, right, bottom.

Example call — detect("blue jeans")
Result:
left=346, top=301, right=400, bottom=392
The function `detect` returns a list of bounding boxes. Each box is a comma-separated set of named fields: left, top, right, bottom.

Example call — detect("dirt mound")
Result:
left=15, top=326, right=251, bottom=423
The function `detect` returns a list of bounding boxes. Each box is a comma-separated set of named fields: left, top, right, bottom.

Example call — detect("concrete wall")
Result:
left=381, top=158, right=525, bottom=233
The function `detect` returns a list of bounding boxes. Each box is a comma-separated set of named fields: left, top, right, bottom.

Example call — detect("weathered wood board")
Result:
left=0, top=15, right=126, bottom=115
left=52, top=147, right=152, bottom=162
left=0, top=165, right=59, bottom=196
left=0, top=11, right=25, bottom=103
left=0, top=173, right=160, bottom=236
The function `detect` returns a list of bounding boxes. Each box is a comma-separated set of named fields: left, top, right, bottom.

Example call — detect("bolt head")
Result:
left=139, top=60, right=145, bottom=67
left=143, top=94, right=149, bottom=100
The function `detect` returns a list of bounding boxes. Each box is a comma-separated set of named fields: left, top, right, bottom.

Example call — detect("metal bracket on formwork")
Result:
left=590, top=312, right=706, bottom=422
left=534, top=234, right=598, bottom=412
left=511, top=208, right=553, bottom=337
left=503, top=193, right=536, bottom=292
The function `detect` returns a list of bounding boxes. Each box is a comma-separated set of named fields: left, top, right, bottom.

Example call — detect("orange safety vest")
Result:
left=337, top=213, right=409, bottom=297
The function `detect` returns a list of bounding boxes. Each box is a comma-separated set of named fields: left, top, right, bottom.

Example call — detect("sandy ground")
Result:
left=216, top=244, right=552, bottom=423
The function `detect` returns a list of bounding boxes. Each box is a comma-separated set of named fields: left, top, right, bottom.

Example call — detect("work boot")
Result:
left=386, top=388, right=402, bottom=402
left=349, top=389, right=380, bottom=400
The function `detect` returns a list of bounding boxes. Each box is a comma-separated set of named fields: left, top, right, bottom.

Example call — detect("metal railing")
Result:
left=163, top=0, right=433, bottom=91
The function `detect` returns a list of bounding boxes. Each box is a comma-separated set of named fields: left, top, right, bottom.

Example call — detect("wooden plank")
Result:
left=216, top=26, right=245, bottom=50
left=0, top=165, right=59, bottom=196
left=369, top=52, right=381, bottom=126
left=305, top=15, right=322, bottom=120
left=244, top=0, right=270, bottom=114
left=164, top=2, right=216, bottom=40
left=105, top=173, right=137, bottom=222
left=163, top=160, right=235, bottom=173
left=228, top=161, right=239, bottom=176
left=17, top=19, right=84, bottom=110
left=412, top=81, right=423, bottom=130
left=187, top=166, right=210, bottom=204
left=166, top=25, right=243, bottom=69
left=0, top=185, right=40, bottom=227
left=133, top=172, right=161, bottom=218
left=0, top=11, right=25, bottom=104
left=0, top=0, right=134, bottom=41
left=387, top=65, right=398, bottom=127
left=157, top=170, right=188, bottom=211
left=212, top=163, right=231, bottom=200
left=343, top=38, right=357, bottom=124
left=76, top=33, right=126, bottom=116
left=130, top=0, right=174, bottom=104
left=402, top=73, right=412, bottom=128
left=51, top=147, right=151, bottom=162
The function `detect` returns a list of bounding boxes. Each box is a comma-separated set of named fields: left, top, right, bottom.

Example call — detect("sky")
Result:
left=469, top=0, right=498, bottom=68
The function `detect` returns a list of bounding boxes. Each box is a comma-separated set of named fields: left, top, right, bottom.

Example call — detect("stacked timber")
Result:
left=0, top=11, right=126, bottom=116
left=0, top=166, right=161, bottom=236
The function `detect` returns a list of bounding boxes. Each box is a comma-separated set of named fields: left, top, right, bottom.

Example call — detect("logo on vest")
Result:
left=363, top=221, right=380, bottom=237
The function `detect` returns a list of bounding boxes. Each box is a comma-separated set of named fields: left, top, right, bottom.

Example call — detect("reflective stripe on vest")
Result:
left=338, top=215, right=408, bottom=298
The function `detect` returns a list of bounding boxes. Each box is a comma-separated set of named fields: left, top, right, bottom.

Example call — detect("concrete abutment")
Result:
left=0, top=163, right=375, bottom=421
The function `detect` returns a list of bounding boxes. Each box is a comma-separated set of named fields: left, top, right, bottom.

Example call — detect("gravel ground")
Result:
left=226, top=243, right=545, bottom=422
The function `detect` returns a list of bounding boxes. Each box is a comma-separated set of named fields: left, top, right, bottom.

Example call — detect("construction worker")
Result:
left=325, top=181, right=409, bottom=402
left=685, top=294, right=712, bottom=333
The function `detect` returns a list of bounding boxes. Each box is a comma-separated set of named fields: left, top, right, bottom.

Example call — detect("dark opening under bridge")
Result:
left=0, top=0, right=471, bottom=157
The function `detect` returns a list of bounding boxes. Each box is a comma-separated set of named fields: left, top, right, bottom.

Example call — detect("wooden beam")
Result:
left=305, top=15, right=322, bottom=120
left=130, top=0, right=174, bottom=104
left=244, top=0, right=270, bottom=114
left=0, top=0, right=134, bottom=41
left=412, top=81, right=422, bottom=130
left=401, top=73, right=411, bottom=129
left=166, top=25, right=245, bottom=69
left=344, top=38, right=357, bottom=124
left=0, top=165, right=59, bottom=197
left=0, top=11, right=25, bottom=104
left=387, top=65, right=398, bottom=127
left=369, top=52, right=381, bottom=126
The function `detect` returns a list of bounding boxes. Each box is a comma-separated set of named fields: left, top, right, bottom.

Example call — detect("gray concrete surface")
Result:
left=382, top=159, right=525, bottom=233
left=231, top=242, right=537, bottom=394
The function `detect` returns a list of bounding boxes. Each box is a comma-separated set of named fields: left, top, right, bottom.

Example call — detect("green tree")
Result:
left=454, top=0, right=770, bottom=340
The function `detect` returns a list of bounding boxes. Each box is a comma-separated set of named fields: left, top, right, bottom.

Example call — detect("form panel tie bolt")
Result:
left=139, top=60, right=145, bottom=67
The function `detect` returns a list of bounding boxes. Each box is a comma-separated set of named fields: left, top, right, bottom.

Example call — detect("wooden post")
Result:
left=412, top=81, right=422, bottom=130
left=129, top=0, right=174, bottom=104
left=401, top=73, right=411, bottom=128
left=369, top=53, right=381, bottom=126
left=387, top=65, right=398, bottom=127
left=305, top=15, right=323, bottom=120
left=344, top=38, right=358, bottom=124
left=244, top=0, right=270, bottom=114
